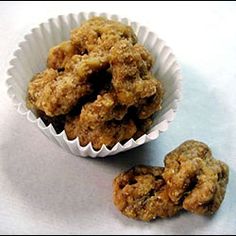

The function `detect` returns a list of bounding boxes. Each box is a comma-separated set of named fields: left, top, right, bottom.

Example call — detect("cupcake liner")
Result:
left=6, top=12, right=182, bottom=158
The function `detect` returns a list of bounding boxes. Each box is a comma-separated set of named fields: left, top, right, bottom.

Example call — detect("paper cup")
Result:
left=6, top=12, right=182, bottom=158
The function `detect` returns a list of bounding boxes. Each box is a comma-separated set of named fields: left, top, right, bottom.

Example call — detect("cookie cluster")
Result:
left=27, top=17, right=164, bottom=149
left=113, top=140, right=229, bottom=221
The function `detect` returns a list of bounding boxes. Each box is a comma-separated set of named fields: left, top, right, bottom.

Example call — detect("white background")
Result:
left=0, top=1, right=236, bottom=235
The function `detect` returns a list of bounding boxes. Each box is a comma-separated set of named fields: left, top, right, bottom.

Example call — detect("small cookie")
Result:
left=113, top=165, right=182, bottom=221
left=162, top=140, right=229, bottom=215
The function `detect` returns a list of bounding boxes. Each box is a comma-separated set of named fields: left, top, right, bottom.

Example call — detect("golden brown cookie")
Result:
left=110, top=40, right=158, bottom=107
left=47, top=41, right=79, bottom=70
left=65, top=92, right=136, bottom=149
left=113, top=165, right=182, bottom=221
left=163, top=140, right=229, bottom=215
left=27, top=53, right=109, bottom=117
left=71, top=17, right=137, bottom=54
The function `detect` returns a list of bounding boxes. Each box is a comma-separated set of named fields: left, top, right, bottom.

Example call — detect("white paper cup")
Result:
left=6, top=12, right=182, bottom=158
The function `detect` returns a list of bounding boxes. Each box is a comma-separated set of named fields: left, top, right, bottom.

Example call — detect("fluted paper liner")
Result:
left=6, top=12, right=182, bottom=157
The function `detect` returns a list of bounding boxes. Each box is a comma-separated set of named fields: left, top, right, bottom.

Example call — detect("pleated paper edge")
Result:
left=5, top=12, right=183, bottom=158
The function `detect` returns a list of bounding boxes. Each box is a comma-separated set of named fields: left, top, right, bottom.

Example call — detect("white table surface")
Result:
left=0, top=1, right=236, bottom=235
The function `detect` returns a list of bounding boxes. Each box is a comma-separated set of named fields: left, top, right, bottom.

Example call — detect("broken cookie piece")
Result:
left=113, top=140, right=229, bottom=221
left=163, top=140, right=229, bottom=215
left=113, top=165, right=182, bottom=221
